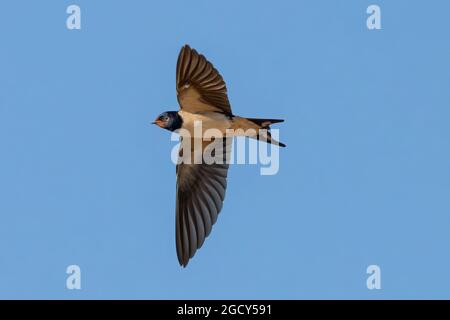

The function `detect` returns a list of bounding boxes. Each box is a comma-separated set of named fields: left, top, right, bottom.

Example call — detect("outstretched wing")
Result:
left=175, top=137, right=232, bottom=267
left=176, top=45, right=232, bottom=116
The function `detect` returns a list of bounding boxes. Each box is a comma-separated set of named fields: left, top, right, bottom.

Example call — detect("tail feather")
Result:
left=244, top=117, right=286, bottom=147
left=231, top=116, right=286, bottom=147
left=257, top=130, right=286, bottom=148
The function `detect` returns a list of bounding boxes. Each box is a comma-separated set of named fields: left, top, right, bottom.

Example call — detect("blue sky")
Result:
left=1, top=0, right=450, bottom=299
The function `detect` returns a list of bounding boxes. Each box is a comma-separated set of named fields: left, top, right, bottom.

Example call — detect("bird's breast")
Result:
left=178, top=110, right=232, bottom=138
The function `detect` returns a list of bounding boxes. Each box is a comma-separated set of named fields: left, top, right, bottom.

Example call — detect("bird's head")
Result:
left=152, top=111, right=182, bottom=132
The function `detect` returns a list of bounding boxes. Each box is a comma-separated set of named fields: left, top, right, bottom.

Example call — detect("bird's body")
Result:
left=178, top=110, right=232, bottom=137
left=153, top=45, right=285, bottom=267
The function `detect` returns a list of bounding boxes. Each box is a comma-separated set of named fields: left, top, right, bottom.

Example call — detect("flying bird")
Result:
left=153, top=45, right=285, bottom=267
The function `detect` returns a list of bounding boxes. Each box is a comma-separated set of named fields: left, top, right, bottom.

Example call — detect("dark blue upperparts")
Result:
left=157, top=111, right=183, bottom=132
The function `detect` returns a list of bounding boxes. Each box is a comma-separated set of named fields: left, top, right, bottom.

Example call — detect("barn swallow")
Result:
left=153, top=45, right=285, bottom=267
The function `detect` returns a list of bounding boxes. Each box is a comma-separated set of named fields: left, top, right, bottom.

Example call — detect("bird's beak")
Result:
left=152, top=119, right=164, bottom=128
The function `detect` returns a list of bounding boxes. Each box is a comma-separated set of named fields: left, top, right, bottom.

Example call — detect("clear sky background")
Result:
left=1, top=0, right=450, bottom=299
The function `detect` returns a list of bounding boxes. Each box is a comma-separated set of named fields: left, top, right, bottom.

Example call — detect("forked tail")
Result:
left=232, top=117, right=286, bottom=147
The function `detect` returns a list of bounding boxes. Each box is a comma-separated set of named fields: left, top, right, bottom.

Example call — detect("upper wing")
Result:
left=175, top=137, right=231, bottom=267
left=176, top=45, right=232, bottom=116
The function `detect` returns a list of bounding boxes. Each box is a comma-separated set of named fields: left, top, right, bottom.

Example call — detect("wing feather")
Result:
left=175, top=138, right=231, bottom=267
left=176, top=45, right=232, bottom=115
